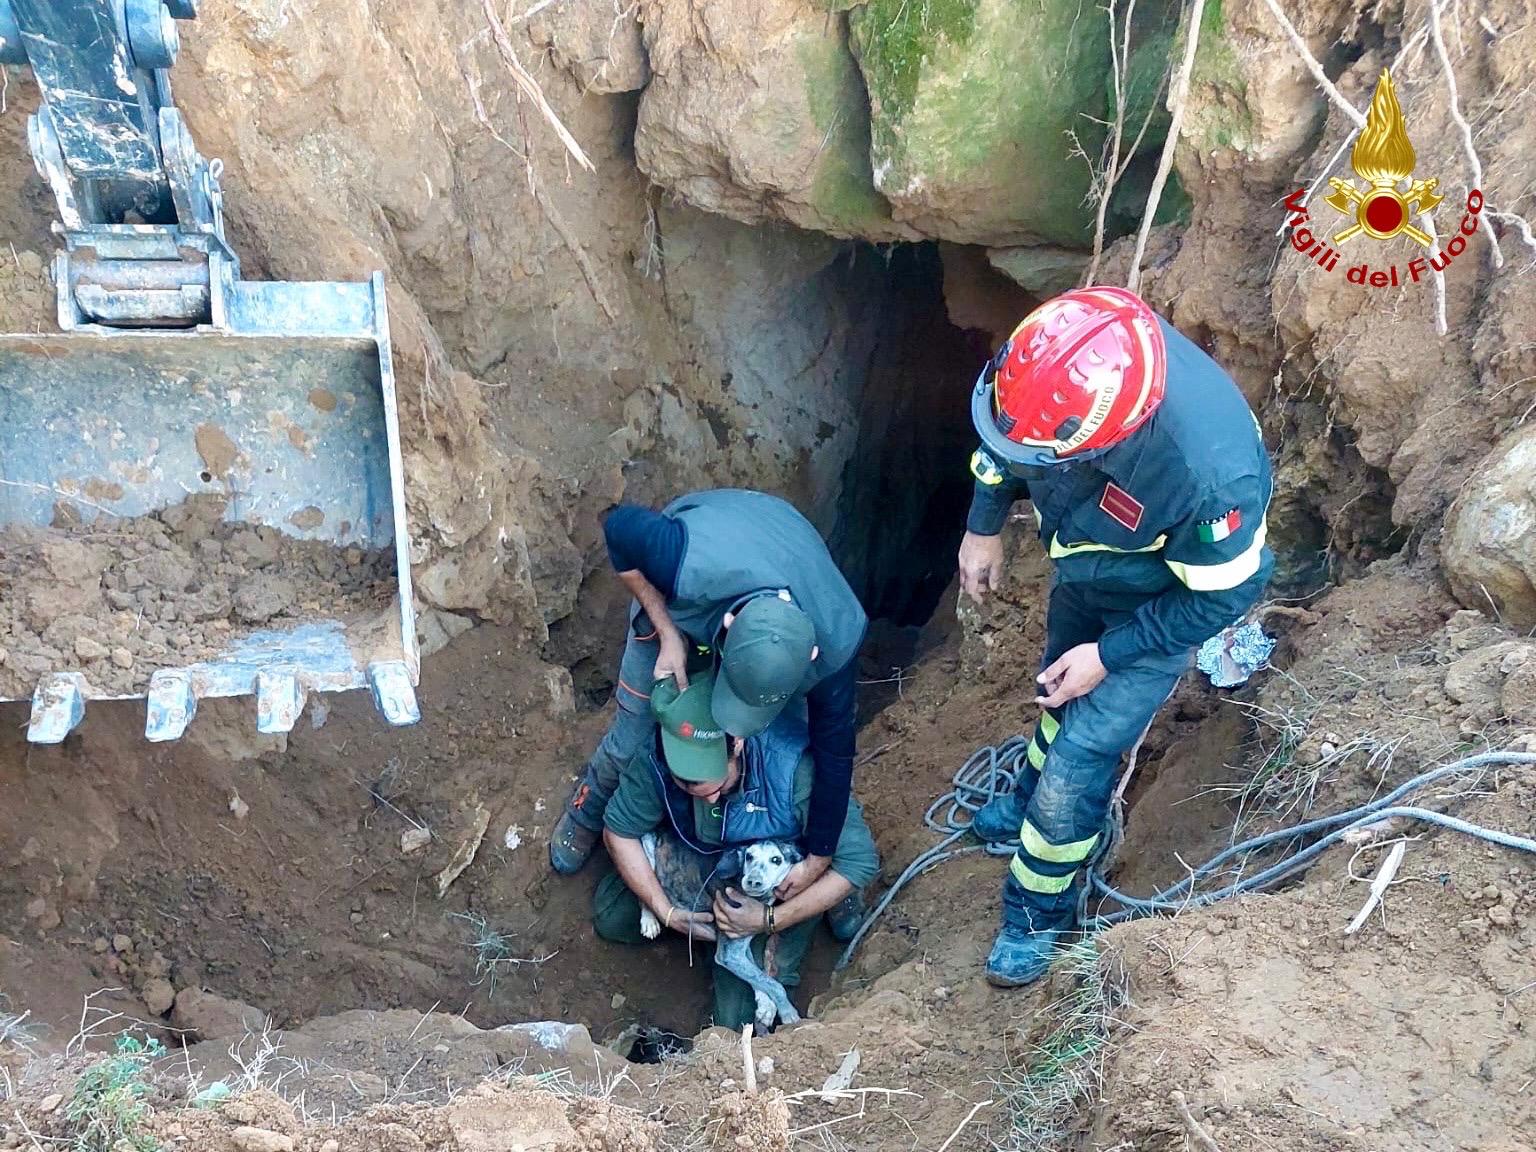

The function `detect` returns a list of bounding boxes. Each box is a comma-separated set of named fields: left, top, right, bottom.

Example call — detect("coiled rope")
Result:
left=834, top=747, right=1536, bottom=970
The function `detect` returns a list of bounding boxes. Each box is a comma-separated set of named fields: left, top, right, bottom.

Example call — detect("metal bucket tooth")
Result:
left=27, top=673, right=88, bottom=744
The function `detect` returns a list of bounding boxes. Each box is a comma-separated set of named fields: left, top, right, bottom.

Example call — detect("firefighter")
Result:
left=959, top=286, right=1274, bottom=986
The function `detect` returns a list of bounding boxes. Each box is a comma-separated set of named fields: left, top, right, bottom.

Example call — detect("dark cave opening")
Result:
left=832, top=242, right=1031, bottom=633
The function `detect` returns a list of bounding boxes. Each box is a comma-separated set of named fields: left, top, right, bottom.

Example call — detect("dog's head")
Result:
left=738, top=841, right=802, bottom=900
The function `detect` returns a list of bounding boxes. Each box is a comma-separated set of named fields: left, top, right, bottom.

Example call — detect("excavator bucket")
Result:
left=0, top=0, right=419, bottom=743
left=0, top=274, right=420, bottom=742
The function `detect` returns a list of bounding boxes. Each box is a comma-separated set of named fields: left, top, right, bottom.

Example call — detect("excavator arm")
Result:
left=0, top=0, right=421, bottom=743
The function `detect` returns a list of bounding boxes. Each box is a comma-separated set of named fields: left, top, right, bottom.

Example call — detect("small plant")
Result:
left=449, top=911, right=555, bottom=998
left=65, top=1032, right=165, bottom=1152
left=993, top=941, right=1126, bottom=1152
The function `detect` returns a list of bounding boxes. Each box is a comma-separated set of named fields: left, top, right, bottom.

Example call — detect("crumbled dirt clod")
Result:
left=231, top=1126, right=294, bottom=1152
left=0, top=495, right=393, bottom=698
left=142, top=977, right=176, bottom=1016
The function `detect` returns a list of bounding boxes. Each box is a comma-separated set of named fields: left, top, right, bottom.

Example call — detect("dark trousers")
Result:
left=1002, top=579, right=1188, bottom=932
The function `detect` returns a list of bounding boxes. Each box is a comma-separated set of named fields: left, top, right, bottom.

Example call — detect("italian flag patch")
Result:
left=1196, top=507, right=1242, bottom=543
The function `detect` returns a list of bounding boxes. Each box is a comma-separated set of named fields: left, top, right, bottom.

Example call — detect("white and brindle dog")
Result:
left=638, top=832, right=802, bottom=1032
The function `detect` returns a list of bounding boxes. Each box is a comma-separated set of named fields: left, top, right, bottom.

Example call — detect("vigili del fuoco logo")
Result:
left=1283, top=68, right=1482, bottom=287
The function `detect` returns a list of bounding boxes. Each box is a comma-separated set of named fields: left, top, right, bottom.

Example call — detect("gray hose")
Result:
left=834, top=748, right=1536, bottom=969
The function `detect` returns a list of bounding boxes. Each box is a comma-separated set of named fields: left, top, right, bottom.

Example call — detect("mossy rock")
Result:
left=1105, top=157, right=1192, bottom=236
left=635, top=1, right=906, bottom=240
left=798, top=25, right=898, bottom=235
left=1113, top=31, right=1175, bottom=159
left=849, top=0, right=1111, bottom=246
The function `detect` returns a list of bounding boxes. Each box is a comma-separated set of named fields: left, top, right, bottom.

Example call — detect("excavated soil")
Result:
left=4, top=0, right=1536, bottom=1148
left=0, top=495, right=395, bottom=698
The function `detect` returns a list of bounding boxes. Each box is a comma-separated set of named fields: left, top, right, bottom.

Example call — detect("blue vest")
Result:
left=651, top=489, right=868, bottom=693
left=649, top=713, right=807, bottom=855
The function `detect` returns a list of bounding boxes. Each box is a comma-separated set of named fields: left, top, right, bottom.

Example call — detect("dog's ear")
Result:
left=780, top=842, right=804, bottom=867
left=716, top=848, right=744, bottom=882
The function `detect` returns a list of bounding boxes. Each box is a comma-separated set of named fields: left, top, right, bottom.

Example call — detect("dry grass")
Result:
left=992, top=941, right=1128, bottom=1152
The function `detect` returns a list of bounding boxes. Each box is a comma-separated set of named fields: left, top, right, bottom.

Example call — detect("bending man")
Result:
left=551, top=488, right=868, bottom=927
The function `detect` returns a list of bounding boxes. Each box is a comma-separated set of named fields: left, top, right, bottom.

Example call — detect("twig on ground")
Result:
left=853, top=740, right=903, bottom=769
left=1128, top=0, right=1208, bottom=293
left=1170, top=1089, right=1223, bottom=1152
left=740, top=1026, right=756, bottom=1094
left=1344, top=838, right=1407, bottom=934
left=935, top=1099, right=994, bottom=1152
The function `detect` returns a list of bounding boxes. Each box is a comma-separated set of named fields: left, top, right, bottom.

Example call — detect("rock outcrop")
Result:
left=849, top=0, right=1110, bottom=246
left=1443, top=428, right=1536, bottom=628
left=634, top=0, right=905, bottom=239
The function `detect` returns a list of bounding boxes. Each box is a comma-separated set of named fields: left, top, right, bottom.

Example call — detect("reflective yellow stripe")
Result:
left=1020, top=821, right=1098, bottom=863
left=1167, top=521, right=1268, bottom=591
left=1010, top=855, right=1076, bottom=893
left=970, top=449, right=1004, bottom=486
left=1048, top=532, right=1167, bottom=560
left=1039, top=711, right=1060, bottom=743
left=1027, top=740, right=1046, bottom=770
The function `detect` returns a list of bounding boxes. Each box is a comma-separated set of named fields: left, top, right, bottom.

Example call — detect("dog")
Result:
left=637, top=832, right=803, bottom=1031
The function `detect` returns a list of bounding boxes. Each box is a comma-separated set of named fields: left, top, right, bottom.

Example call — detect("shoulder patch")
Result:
left=1099, top=482, right=1144, bottom=531
left=1196, top=507, right=1242, bottom=542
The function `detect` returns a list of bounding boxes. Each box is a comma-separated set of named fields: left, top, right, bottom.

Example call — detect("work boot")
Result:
left=826, top=890, right=865, bottom=942
left=984, top=925, right=1061, bottom=988
left=548, top=783, right=600, bottom=875
left=969, top=791, right=1023, bottom=844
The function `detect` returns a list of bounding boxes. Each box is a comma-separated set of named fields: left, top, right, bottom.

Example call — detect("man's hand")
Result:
left=712, top=888, right=767, bottom=939
left=775, top=854, right=831, bottom=901
left=652, top=629, right=690, bottom=690
left=958, top=531, right=1006, bottom=605
left=1035, top=643, right=1106, bottom=708
left=664, top=906, right=716, bottom=942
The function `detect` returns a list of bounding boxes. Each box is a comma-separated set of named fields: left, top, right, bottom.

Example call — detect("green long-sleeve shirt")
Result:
left=603, top=746, right=880, bottom=890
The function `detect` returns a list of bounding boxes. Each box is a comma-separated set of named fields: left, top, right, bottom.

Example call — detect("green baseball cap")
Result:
left=713, top=594, right=816, bottom=737
left=652, top=671, right=729, bottom=783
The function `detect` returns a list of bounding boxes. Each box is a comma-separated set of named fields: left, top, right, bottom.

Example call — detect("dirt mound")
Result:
left=0, top=497, right=394, bottom=698
left=1094, top=770, right=1536, bottom=1150
left=6, top=1078, right=659, bottom=1152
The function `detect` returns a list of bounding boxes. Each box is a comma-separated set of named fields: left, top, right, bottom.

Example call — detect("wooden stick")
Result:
left=1127, top=0, right=1208, bottom=293
left=935, top=1100, right=994, bottom=1152
left=1170, top=1090, right=1223, bottom=1152
left=1345, top=839, right=1406, bottom=934
left=741, top=1025, right=757, bottom=1093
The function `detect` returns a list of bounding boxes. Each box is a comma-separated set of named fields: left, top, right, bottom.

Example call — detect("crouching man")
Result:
left=592, top=670, right=879, bottom=1031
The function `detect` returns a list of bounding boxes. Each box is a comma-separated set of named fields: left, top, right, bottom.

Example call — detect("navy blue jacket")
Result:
left=967, top=317, right=1274, bottom=671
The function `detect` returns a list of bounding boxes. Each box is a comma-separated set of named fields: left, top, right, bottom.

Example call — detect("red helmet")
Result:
left=970, top=286, right=1167, bottom=469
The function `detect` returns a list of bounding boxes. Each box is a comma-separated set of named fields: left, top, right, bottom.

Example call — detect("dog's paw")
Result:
left=640, top=908, right=661, bottom=939
left=754, top=991, right=777, bottom=1031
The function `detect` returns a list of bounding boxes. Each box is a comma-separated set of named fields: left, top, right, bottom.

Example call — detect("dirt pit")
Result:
left=0, top=494, right=395, bottom=698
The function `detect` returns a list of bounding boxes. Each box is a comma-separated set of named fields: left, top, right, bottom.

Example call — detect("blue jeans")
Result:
left=568, top=624, right=664, bottom=832
left=1002, top=579, right=1188, bottom=932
